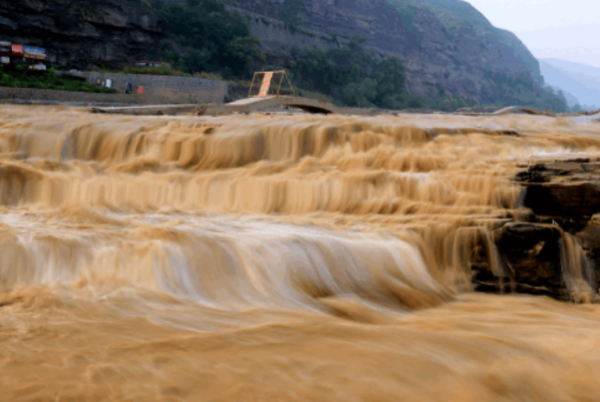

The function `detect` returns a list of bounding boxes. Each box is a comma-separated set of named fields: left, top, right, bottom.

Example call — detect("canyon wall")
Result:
left=227, top=0, right=543, bottom=101
left=0, top=0, right=544, bottom=102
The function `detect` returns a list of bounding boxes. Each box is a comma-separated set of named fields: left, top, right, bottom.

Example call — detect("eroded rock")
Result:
left=505, top=159, right=600, bottom=301
left=494, top=223, right=565, bottom=298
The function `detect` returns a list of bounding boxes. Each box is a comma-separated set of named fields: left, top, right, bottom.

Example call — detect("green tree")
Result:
left=290, top=39, right=417, bottom=110
left=480, top=72, right=568, bottom=113
left=156, top=0, right=265, bottom=78
left=372, top=56, right=406, bottom=107
left=280, top=0, right=307, bottom=34
left=226, top=36, right=266, bottom=77
left=183, top=49, right=208, bottom=74
left=342, top=78, right=377, bottom=107
left=290, top=46, right=332, bottom=91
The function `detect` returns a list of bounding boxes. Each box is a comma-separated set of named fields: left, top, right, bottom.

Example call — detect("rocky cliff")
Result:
left=0, top=0, right=544, bottom=103
left=227, top=0, right=543, bottom=102
left=0, top=0, right=160, bottom=69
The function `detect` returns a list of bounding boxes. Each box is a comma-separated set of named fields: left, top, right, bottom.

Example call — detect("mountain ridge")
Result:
left=540, top=58, right=600, bottom=109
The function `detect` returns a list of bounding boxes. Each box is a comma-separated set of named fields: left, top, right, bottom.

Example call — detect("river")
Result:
left=1, top=105, right=599, bottom=401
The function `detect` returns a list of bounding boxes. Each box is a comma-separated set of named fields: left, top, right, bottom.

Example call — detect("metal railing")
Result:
left=248, top=70, right=296, bottom=98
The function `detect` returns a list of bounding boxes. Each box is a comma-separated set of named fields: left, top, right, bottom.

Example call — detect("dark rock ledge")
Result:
left=473, top=159, right=600, bottom=301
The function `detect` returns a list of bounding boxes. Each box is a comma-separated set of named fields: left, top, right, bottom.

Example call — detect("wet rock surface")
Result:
left=482, top=159, right=600, bottom=301
left=516, top=160, right=600, bottom=221
left=494, top=223, right=565, bottom=298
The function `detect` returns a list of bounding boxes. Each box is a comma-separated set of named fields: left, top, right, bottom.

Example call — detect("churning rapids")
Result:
left=2, top=105, right=600, bottom=401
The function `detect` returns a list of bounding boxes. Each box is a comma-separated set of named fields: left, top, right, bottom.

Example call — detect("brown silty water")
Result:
left=1, top=105, right=600, bottom=401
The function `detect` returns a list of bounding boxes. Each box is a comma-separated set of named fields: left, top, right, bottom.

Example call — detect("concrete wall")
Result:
left=69, top=72, right=228, bottom=104
left=0, top=87, right=142, bottom=105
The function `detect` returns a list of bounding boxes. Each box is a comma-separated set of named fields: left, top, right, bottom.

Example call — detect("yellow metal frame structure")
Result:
left=248, top=70, right=296, bottom=98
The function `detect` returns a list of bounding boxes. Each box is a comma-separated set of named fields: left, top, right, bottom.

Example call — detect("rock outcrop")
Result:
left=516, top=160, right=600, bottom=226
left=478, top=159, right=600, bottom=302
left=0, top=0, right=160, bottom=69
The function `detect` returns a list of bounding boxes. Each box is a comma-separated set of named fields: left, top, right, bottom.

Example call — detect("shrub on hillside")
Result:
left=481, top=72, right=568, bottom=113
left=0, top=65, right=116, bottom=93
left=154, top=0, right=265, bottom=79
left=289, top=36, right=423, bottom=110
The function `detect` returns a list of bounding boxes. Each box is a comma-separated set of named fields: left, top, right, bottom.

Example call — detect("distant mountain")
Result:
left=540, top=59, right=600, bottom=109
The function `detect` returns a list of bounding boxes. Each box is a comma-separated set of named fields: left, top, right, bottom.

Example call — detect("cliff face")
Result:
left=0, top=0, right=543, bottom=103
left=228, top=0, right=542, bottom=101
left=0, top=0, right=160, bottom=69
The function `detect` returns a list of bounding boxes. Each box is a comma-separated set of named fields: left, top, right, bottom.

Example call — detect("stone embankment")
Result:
left=65, top=72, right=228, bottom=104
left=0, top=87, right=138, bottom=105
left=0, top=72, right=228, bottom=106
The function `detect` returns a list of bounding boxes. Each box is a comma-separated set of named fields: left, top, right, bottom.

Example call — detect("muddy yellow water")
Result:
left=1, top=105, right=600, bottom=401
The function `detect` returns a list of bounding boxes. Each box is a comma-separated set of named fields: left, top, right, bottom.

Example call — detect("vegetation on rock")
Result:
left=0, top=65, right=116, bottom=93
left=289, top=36, right=424, bottom=109
left=481, top=72, right=568, bottom=113
left=280, top=0, right=307, bottom=34
left=152, top=0, right=265, bottom=79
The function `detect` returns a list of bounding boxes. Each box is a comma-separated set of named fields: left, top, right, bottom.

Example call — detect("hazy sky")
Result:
left=464, top=0, right=600, bottom=68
